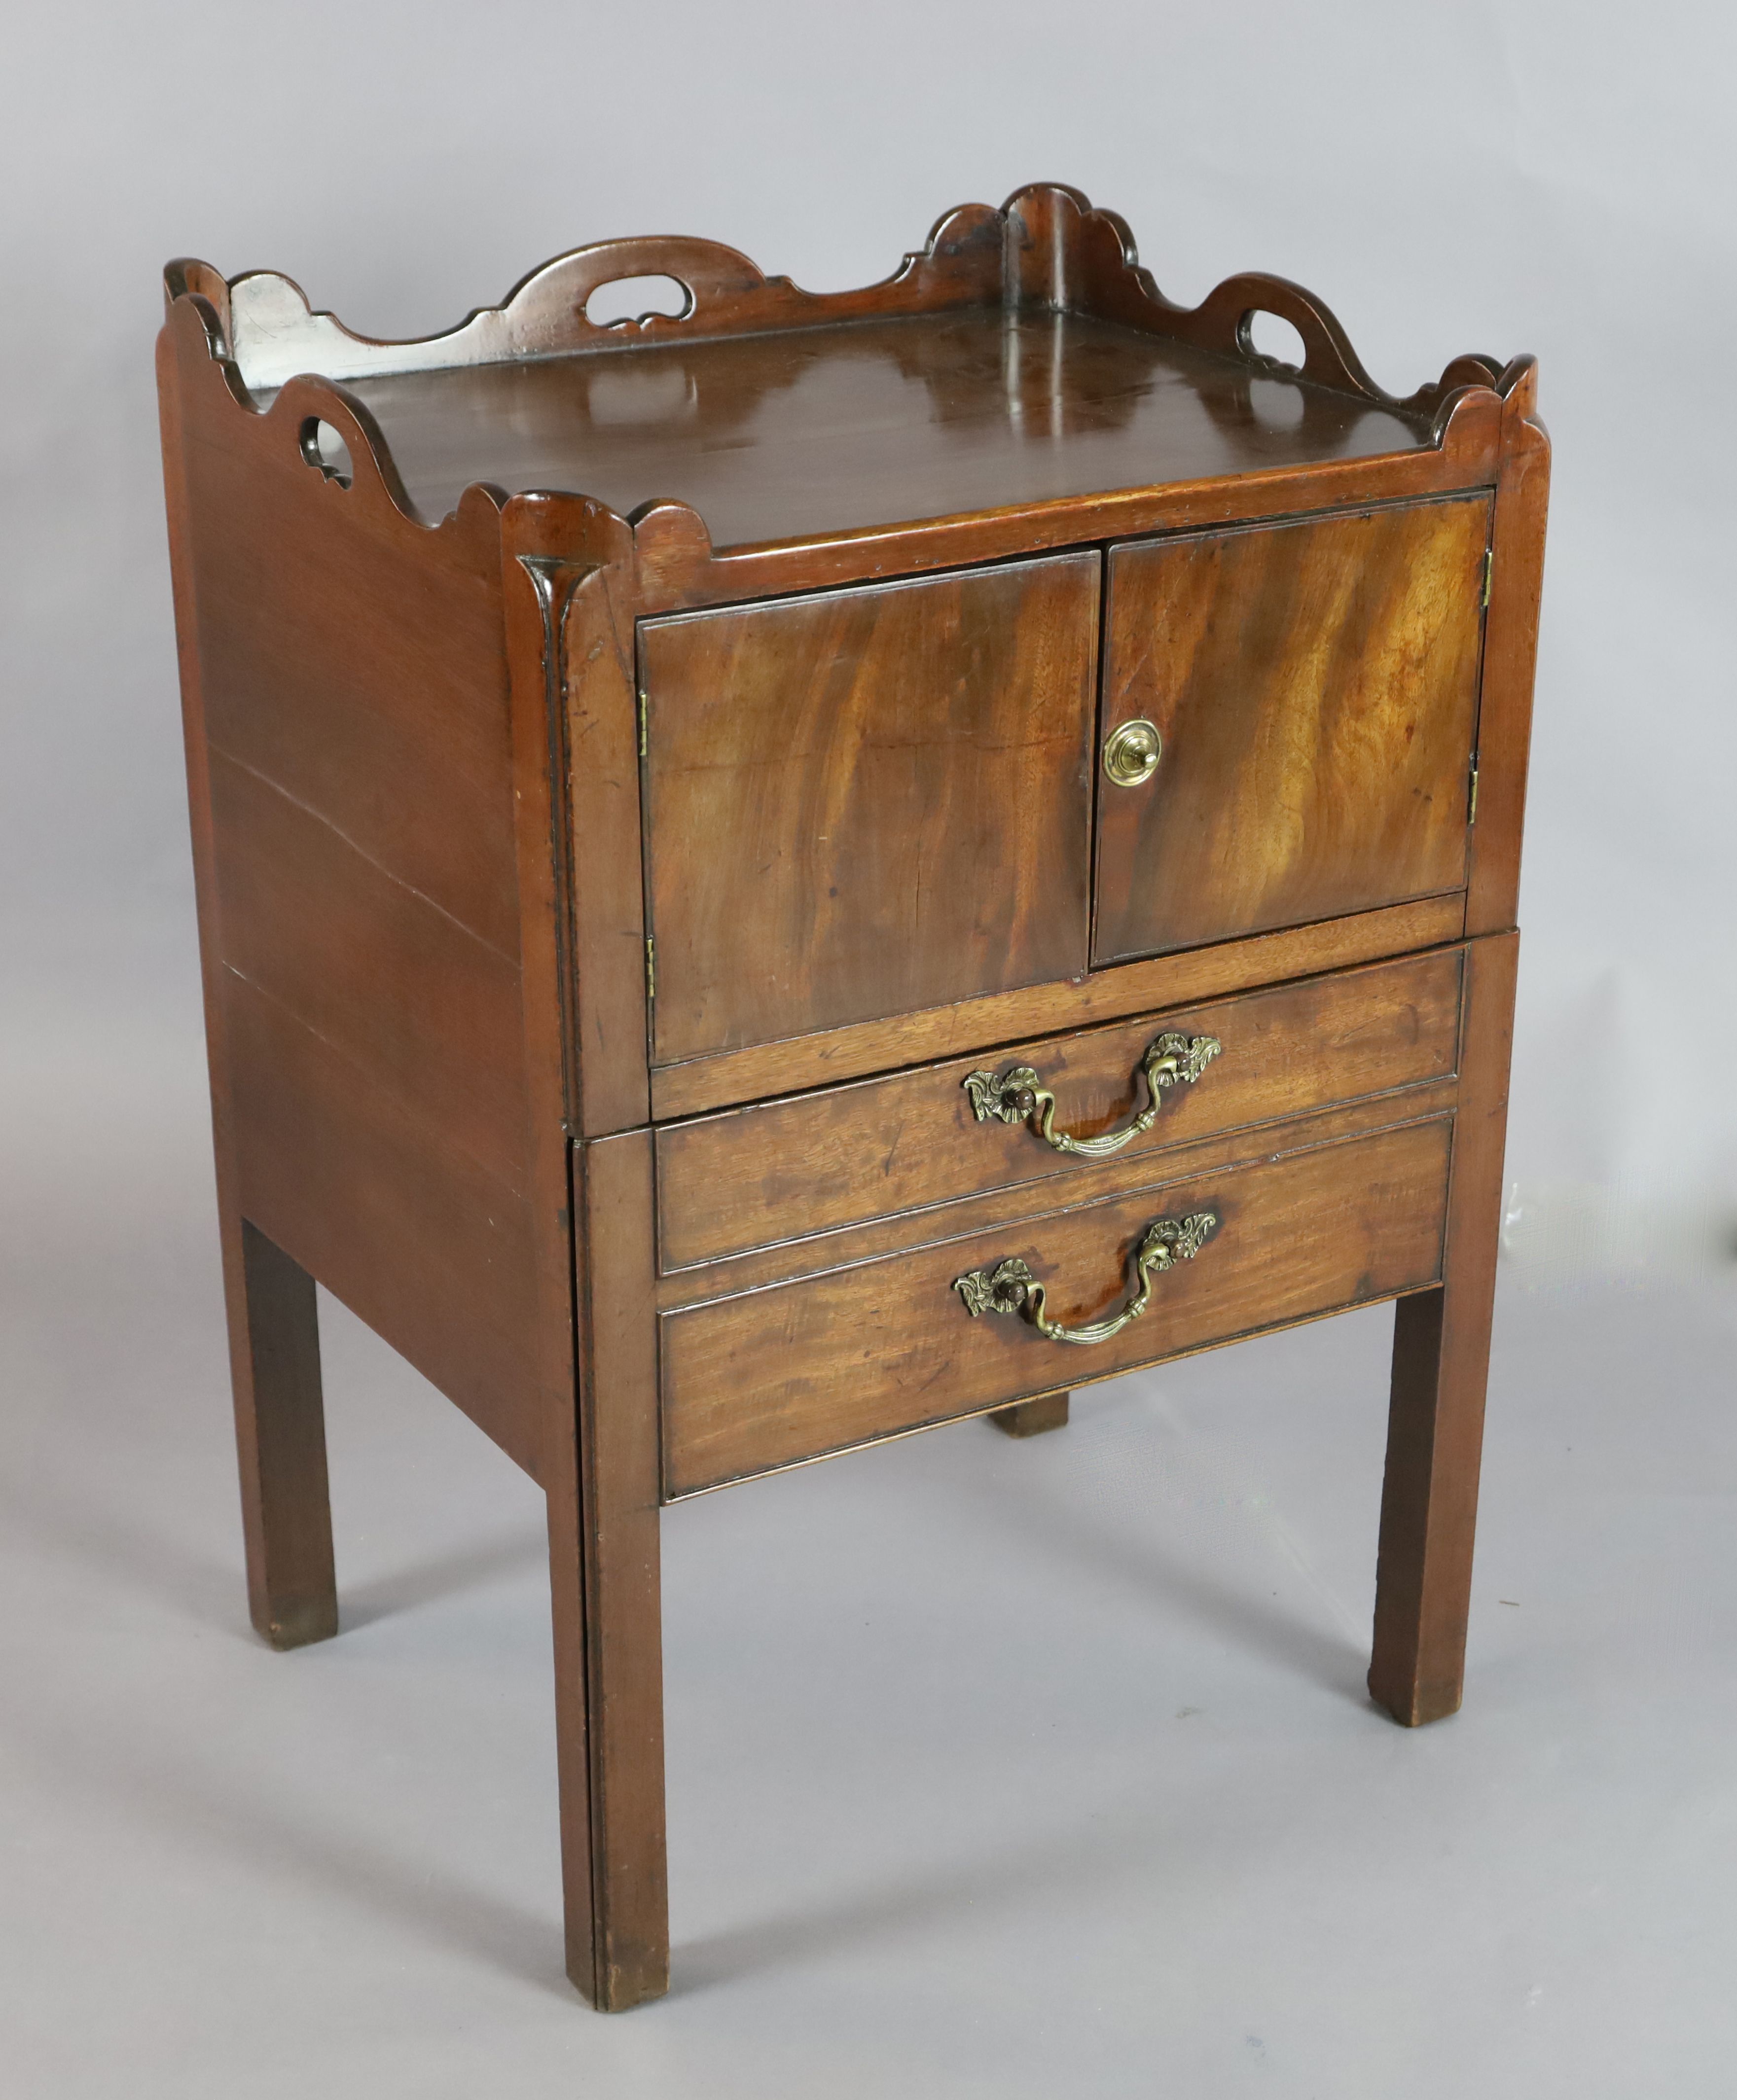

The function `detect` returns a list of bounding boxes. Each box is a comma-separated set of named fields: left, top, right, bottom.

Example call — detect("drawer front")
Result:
left=661, top=1115, right=1451, bottom=1496
left=1094, top=496, right=1490, bottom=965
left=639, top=552, right=1099, bottom=1066
left=656, top=947, right=1462, bottom=1270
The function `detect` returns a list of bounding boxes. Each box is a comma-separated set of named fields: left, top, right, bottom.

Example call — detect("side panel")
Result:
left=189, top=415, right=520, bottom=958
left=207, top=748, right=530, bottom=1191
left=161, top=300, right=543, bottom=1476
left=223, top=977, right=544, bottom=1476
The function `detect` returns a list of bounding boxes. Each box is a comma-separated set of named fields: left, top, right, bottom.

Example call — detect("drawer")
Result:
left=661, top=1114, right=1452, bottom=1497
left=1094, top=496, right=1490, bottom=965
left=655, top=946, right=1462, bottom=1270
left=638, top=551, right=1100, bottom=1065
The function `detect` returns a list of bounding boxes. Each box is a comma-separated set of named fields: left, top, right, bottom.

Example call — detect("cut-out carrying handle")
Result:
left=217, top=234, right=788, bottom=394
left=272, top=376, right=414, bottom=512
left=1200, top=273, right=1387, bottom=397
left=553, top=236, right=769, bottom=332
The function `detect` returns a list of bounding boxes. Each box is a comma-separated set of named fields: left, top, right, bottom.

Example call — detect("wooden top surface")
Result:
left=316, top=310, right=1432, bottom=549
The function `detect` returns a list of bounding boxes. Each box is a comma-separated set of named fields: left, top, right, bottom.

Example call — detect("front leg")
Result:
left=1368, top=933, right=1517, bottom=1726
left=552, top=1130, right=669, bottom=2009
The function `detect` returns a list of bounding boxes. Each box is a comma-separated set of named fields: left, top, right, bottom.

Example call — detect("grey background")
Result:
left=4, top=3, right=1735, bottom=2093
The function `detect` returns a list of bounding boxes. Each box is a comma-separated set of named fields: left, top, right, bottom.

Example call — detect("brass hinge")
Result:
left=1467, top=761, right=1481, bottom=826
left=1482, top=548, right=1493, bottom=609
left=645, top=936, right=656, bottom=1000
left=637, top=687, right=648, bottom=758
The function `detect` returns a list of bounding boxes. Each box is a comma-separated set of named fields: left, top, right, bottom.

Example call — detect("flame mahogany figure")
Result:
left=157, top=185, right=1548, bottom=2010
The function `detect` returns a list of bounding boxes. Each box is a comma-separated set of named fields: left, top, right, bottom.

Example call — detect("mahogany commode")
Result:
left=156, top=184, right=1548, bottom=2010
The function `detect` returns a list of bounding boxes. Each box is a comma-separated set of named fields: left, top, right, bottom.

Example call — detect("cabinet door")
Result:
left=1093, top=497, right=1489, bottom=965
left=640, top=553, right=1099, bottom=1065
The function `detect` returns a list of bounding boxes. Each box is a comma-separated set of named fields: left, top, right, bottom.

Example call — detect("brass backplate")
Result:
left=1102, top=717, right=1162, bottom=787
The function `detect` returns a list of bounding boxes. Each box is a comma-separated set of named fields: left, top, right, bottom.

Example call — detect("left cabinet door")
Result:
left=639, top=553, right=1100, bottom=1065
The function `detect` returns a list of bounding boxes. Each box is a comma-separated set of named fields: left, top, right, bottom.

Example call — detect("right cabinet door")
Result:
left=1094, top=495, right=1490, bottom=964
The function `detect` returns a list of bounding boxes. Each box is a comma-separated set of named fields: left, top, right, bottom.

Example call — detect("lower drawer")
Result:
left=660, top=1114, right=1451, bottom=1497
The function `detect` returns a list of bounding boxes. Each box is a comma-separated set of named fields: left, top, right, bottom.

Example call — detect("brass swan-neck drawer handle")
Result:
left=963, top=1032, right=1222, bottom=1159
left=952, top=1210, right=1218, bottom=1348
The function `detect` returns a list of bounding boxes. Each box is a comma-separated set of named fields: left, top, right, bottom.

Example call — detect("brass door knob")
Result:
left=1102, top=717, right=1162, bottom=787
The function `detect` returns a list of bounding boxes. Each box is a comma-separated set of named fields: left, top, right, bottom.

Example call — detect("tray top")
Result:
left=300, top=309, right=1431, bottom=549
left=175, top=187, right=1510, bottom=560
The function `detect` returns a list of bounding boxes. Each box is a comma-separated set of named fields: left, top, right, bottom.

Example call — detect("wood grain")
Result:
left=216, top=182, right=1480, bottom=419
left=208, top=747, right=531, bottom=1190
left=1369, top=931, right=1519, bottom=1725
left=662, top=1116, right=1451, bottom=1497
left=641, top=554, right=1099, bottom=1062
left=163, top=304, right=520, bottom=958
left=551, top=1132, right=668, bottom=2010
left=240, top=180, right=1496, bottom=559
left=166, top=262, right=1509, bottom=626
left=1003, top=184, right=1495, bottom=423
left=648, top=895, right=1467, bottom=1122
left=629, top=399, right=1504, bottom=615
left=159, top=196, right=1547, bottom=2012
left=500, top=508, right=667, bottom=2005
left=504, top=496, right=653, bottom=1135
left=1466, top=360, right=1550, bottom=937
left=659, top=1081, right=1461, bottom=1311
left=219, top=203, right=1009, bottom=392
left=169, top=179, right=1518, bottom=616
left=222, top=974, right=544, bottom=1481
left=1095, top=496, right=1490, bottom=964
left=230, top=1221, right=338, bottom=1649
left=163, top=298, right=549, bottom=1484
left=161, top=317, right=341, bottom=1655
left=335, top=311, right=1436, bottom=552
left=656, top=948, right=1463, bottom=1269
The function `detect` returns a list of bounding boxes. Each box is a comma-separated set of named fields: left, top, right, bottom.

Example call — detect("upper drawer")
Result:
left=655, top=945, right=1462, bottom=1270
left=1094, top=496, right=1490, bottom=965
left=639, top=553, right=1100, bottom=1066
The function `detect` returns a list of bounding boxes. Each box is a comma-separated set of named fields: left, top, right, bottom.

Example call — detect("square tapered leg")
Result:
left=222, top=1216, right=337, bottom=1651
left=1369, top=934, right=1518, bottom=1726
